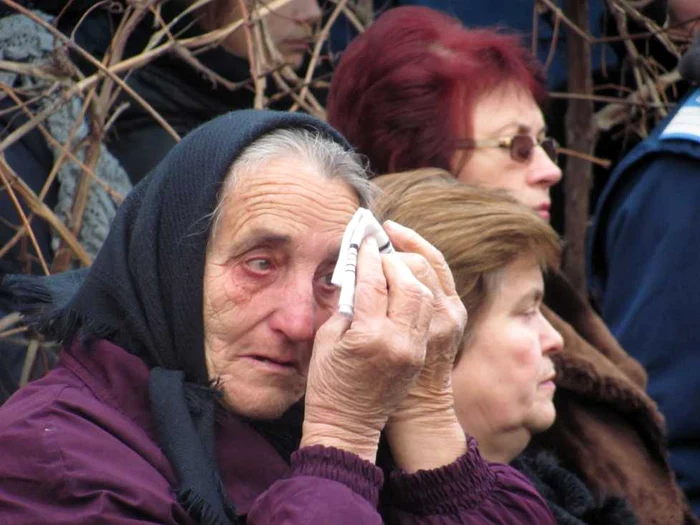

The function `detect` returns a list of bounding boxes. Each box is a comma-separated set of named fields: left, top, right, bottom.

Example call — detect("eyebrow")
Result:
left=230, top=227, right=342, bottom=263
left=231, top=228, right=291, bottom=255
left=489, top=122, right=547, bottom=137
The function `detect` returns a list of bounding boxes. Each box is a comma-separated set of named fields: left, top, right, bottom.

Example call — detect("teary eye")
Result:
left=315, top=271, right=339, bottom=297
left=246, top=258, right=273, bottom=272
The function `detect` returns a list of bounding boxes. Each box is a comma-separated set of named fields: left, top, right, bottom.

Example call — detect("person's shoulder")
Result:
left=0, top=366, right=187, bottom=524
left=0, top=369, right=101, bottom=504
left=599, top=89, right=700, bottom=209
left=0, top=366, right=81, bottom=434
left=0, top=361, right=165, bottom=479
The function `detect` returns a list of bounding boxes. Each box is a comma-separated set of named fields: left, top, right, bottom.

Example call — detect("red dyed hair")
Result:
left=327, top=6, right=547, bottom=176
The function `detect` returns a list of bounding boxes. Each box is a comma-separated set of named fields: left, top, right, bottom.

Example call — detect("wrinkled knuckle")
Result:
left=392, top=347, right=425, bottom=376
left=365, top=275, right=389, bottom=297
left=401, top=253, right=432, bottom=280
left=406, top=347, right=427, bottom=370
left=405, top=281, right=434, bottom=306
left=450, top=302, right=468, bottom=331
left=386, top=332, right=424, bottom=368
left=355, top=278, right=387, bottom=304
left=420, top=284, right=436, bottom=306
left=434, top=249, right=449, bottom=271
left=416, top=256, right=434, bottom=283
left=365, top=320, right=387, bottom=343
left=347, top=321, right=384, bottom=348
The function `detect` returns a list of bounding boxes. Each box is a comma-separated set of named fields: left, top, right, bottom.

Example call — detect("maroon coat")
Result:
left=0, top=339, right=555, bottom=524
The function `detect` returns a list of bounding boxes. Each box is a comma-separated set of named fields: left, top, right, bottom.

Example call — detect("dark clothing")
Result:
left=513, top=452, right=638, bottom=525
left=0, top=338, right=557, bottom=524
left=0, top=96, right=59, bottom=396
left=537, top=271, right=697, bottom=524
left=587, top=88, right=700, bottom=515
left=0, top=97, right=57, bottom=277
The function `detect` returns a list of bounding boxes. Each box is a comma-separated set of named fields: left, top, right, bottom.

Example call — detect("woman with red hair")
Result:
left=327, top=5, right=561, bottom=221
left=328, top=6, right=697, bottom=524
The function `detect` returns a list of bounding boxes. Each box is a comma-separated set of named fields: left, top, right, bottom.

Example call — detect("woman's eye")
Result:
left=521, top=307, right=538, bottom=319
left=316, top=272, right=338, bottom=293
left=246, top=258, right=273, bottom=272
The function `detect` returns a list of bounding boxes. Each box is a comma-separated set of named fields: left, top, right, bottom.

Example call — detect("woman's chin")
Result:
left=526, top=403, right=557, bottom=435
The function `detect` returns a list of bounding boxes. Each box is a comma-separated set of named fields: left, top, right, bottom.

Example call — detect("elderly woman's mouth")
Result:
left=245, top=355, right=299, bottom=373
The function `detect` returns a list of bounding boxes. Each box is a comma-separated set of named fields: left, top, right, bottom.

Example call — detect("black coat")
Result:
left=512, top=452, right=639, bottom=525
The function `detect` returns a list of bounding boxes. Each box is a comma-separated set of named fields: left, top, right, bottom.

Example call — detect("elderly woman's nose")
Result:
left=541, top=316, right=564, bottom=355
left=529, top=148, right=562, bottom=189
left=270, top=279, right=317, bottom=342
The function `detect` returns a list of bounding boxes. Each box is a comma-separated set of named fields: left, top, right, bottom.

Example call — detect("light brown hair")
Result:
left=373, top=168, right=561, bottom=339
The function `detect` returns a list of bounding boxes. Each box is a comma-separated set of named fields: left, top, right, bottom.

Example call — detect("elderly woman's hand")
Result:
left=383, top=221, right=469, bottom=472
left=301, top=236, right=435, bottom=463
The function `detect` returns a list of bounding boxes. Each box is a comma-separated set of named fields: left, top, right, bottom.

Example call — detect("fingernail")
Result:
left=364, top=236, right=378, bottom=249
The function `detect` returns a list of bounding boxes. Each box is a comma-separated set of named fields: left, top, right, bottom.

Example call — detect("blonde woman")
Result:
left=372, top=169, right=681, bottom=524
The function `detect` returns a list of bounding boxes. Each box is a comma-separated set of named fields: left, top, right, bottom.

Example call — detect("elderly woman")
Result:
left=0, top=110, right=556, bottom=524
left=374, top=169, right=639, bottom=524
left=327, top=7, right=696, bottom=524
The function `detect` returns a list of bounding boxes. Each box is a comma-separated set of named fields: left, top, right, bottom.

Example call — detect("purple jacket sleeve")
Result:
left=384, top=439, right=556, bottom=524
left=247, top=441, right=555, bottom=525
left=247, top=445, right=384, bottom=524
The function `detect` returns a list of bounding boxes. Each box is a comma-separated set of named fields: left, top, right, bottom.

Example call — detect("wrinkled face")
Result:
left=203, top=156, right=358, bottom=419
left=213, top=0, right=322, bottom=69
left=452, top=256, right=563, bottom=458
left=452, top=84, right=562, bottom=222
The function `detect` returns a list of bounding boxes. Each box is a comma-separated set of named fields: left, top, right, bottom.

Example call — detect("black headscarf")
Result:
left=4, top=109, right=354, bottom=524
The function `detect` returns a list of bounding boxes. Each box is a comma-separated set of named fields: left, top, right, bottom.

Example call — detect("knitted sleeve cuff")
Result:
left=387, top=437, right=497, bottom=515
left=291, top=445, right=385, bottom=507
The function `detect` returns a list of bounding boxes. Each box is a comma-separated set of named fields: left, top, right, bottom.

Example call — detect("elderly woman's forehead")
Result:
left=232, top=158, right=358, bottom=199
left=212, top=160, right=359, bottom=236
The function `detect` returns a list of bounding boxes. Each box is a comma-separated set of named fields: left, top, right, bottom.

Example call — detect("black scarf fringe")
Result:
left=177, top=488, right=238, bottom=525
left=2, top=270, right=87, bottom=342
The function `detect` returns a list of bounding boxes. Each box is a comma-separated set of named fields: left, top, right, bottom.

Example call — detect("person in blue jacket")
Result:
left=587, top=16, right=700, bottom=514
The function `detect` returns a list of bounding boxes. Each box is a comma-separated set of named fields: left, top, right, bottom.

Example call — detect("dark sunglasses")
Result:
left=455, top=134, right=559, bottom=163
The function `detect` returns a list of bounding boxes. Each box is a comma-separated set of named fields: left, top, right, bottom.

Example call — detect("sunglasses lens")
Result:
left=511, top=135, right=534, bottom=162
left=542, top=138, right=558, bottom=162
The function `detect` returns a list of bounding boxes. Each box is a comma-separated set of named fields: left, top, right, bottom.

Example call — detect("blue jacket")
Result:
left=587, top=88, right=700, bottom=515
